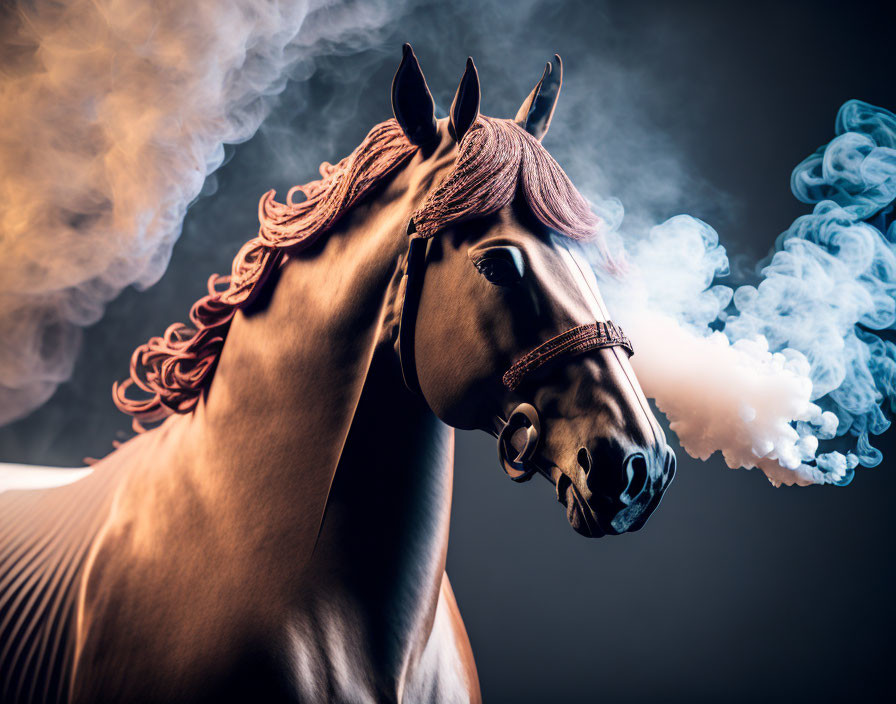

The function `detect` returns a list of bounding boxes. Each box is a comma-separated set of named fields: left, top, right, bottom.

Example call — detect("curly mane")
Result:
left=114, top=116, right=603, bottom=431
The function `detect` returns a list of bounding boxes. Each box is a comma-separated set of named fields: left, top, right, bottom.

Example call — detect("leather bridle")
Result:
left=395, top=223, right=634, bottom=483
left=395, top=229, right=431, bottom=396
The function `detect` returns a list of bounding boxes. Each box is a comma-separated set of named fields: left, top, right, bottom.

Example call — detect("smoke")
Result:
left=0, top=0, right=407, bottom=425
left=593, top=100, right=896, bottom=486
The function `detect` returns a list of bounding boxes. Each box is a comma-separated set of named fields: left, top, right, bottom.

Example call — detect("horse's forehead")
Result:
left=531, top=241, right=603, bottom=325
left=397, top=144, right=456, bottom=199
left=468, top=212, right=602, bottom=328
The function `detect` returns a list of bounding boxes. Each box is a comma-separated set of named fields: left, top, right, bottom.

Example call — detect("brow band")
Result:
left=502, top=321, right=633, bottom=391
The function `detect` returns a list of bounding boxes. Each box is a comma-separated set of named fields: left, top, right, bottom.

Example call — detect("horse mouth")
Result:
left=557, top=473, right=605, bottom=538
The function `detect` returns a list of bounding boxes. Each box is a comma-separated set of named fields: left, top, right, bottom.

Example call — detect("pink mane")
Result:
left=114, top=116, right=604, bottom=431
left=414, top=116, right=600, bottom=240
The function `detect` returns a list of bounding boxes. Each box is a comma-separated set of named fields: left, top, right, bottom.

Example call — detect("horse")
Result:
left=0, top=45, right=676, bottom=703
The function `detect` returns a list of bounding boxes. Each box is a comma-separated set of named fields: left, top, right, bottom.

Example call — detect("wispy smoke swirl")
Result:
left=0, top=0, right=402, bottom=425
left=597, top=100, right=896, bottom=486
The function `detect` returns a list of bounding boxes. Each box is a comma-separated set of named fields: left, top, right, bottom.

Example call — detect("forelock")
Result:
left=412, top=116, right=601, bottom=242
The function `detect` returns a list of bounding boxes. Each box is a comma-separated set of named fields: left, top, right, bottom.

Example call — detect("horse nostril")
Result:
left=576, top=446, right=592, bottom=474
left=623, top=453, right=648, bottom=500
left=663, top=447, right=677, bottom=486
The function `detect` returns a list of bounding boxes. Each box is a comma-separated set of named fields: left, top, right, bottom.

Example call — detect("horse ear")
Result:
left=514, top=54, right=563, bottom=141
left=391, top=43, right=438, bottom=146
left=449, top=57, right=480, bottom=143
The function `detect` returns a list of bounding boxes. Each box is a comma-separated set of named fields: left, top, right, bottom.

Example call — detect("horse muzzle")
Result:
left=492, top=403, right=676, bottom=537
left=563, top=444, right=677, bottom=537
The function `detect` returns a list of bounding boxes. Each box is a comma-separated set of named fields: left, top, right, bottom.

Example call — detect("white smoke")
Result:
left=592, top=101, right=896, bottom=487
left=0, top=0, right=406, bottom=425
left=596, top=216, right=843, bottom=487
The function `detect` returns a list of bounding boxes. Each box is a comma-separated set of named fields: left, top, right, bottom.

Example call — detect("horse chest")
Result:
left=70, top=484, right=477, bottom=702
left=75, top=584, right=475, bottom=703
left=283, top=582, right=477, bottom=704
left=400, top=583, right=480, bottom=704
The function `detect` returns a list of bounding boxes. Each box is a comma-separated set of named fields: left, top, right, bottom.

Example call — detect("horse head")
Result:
left=392, top=46, right=676, bottom=537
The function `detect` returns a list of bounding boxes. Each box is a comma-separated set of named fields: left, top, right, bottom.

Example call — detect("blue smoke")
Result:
left=723, top=100, right=896, bottom=485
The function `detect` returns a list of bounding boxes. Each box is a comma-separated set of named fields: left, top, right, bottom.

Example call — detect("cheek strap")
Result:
left=502, top=320, right=633, bottom=391
left=395, top=228, right=433, bottom=396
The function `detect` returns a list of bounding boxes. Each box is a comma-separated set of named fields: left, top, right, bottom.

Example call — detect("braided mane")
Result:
left=114, top=116, right=603, bottom=431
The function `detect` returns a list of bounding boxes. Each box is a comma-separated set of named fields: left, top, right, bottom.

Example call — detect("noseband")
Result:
left=395, top=226, right=634, bottom=482
left=502, top=320, right=632, bottom=391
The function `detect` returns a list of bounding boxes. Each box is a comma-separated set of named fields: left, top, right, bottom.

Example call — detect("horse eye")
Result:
left=472, top=246, right=525, bottom=286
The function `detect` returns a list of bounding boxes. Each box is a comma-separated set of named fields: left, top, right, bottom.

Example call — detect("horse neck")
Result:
left=286, top=338, right=455, bottom=690
left=196, top=250, right=455, bottom=679
left=177, top=157, right=453, bottom=580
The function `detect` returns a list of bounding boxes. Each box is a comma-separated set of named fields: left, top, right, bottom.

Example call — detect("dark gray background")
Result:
left=2, top=1, right=894, bottom=701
